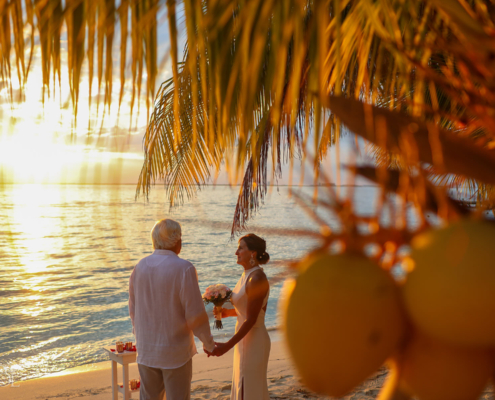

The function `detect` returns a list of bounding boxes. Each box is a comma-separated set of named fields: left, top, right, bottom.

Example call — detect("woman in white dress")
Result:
left=212, top=233, right=270, bottom=400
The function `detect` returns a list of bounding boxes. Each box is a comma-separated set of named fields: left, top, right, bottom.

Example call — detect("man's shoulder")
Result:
left=134, top=253, right=195, bottom=272
left=134, top=253, right=153, bottom=267
left=176, top=257, right=196, bottom=271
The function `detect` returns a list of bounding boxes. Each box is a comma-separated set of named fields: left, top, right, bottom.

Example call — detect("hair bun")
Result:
left=258, top=251, right=270, bottom=265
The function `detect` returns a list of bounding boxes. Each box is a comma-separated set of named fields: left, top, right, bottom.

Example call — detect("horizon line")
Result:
left=0, top=182, right=377, bottom=187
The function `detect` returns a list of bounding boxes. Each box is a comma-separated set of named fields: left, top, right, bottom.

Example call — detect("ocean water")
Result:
left=0, top=184, right=380, bottom=385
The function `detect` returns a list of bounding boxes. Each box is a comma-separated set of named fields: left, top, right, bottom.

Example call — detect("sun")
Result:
left=0, top=84, right=144, bottom=184
left=0, top=45, right=150, bottom=184
left=0, top=129, right=86, bottom=184
left=0, top=66, right=85, bottom=183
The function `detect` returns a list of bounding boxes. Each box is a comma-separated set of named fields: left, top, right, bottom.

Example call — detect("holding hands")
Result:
left=204, top=305, right=236, bottom=357
left=212, top=342, right=230, bottom=357
left=204, top=341, right=231, bottom=357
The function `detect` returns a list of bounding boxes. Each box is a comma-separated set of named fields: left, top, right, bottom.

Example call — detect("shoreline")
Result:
left=0, top=340, right=311, bottom=400
left=1, top=329, right=283, bottom=387
left=2, top=339, right=493, bottom=400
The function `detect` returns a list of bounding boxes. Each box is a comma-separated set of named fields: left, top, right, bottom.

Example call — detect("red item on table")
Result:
left=110, top=349, right=115, bottom=352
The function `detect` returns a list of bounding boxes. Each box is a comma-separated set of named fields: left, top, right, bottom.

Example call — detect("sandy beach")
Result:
left=1, top=339, right=493, bottom=400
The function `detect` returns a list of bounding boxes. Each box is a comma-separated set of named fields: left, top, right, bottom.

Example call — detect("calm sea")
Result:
left=0, top=184, right=380, bottom=385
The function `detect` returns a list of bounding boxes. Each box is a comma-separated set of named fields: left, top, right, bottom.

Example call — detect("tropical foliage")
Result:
left=0, top=0, right=160, bottom=122
left=2, top=0, right=495, bottom=225
left=136, top=0, right=495, bottom=234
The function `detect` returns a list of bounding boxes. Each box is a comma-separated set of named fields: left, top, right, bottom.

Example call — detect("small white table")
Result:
left=103, top=346, right=139, bottom=400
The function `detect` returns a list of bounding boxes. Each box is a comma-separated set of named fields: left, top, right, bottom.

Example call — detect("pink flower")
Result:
left=203, top=284, right=232, bottom=305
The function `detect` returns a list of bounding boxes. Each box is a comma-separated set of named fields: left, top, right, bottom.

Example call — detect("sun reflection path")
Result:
left=0, top=185, right=82, bottom=385
left=9, top=185, right=66, bottom=275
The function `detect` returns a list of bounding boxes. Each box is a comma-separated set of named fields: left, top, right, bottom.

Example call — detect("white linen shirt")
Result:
left=129, top=249, right=215, bottom=369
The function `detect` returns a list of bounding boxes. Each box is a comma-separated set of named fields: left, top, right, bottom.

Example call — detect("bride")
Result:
left=211, top=233, right=270, bottom=400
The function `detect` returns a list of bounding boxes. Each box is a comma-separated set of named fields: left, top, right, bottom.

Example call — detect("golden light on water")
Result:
left=8, top=185, right=65, bottom=275
left=20, top=304, right=55, bottom=318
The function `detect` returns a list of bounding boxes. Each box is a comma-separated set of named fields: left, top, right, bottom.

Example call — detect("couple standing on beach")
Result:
left=128, top=218, right=271, bottom=400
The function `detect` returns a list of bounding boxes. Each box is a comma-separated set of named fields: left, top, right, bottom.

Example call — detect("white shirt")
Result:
left=129, top=249, right=215, bottom=369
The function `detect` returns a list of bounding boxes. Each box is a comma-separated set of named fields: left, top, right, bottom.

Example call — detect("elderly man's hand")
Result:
left=203, top=345, right=214, bottom=357
left=211, top=342, right=230, bottom=357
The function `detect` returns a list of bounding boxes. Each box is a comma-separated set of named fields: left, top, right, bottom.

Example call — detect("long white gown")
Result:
left=230, top=266, right=271, bottom=400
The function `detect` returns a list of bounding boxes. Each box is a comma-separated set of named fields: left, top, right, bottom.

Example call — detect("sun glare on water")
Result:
left=7, top=184, right=67, bottom=275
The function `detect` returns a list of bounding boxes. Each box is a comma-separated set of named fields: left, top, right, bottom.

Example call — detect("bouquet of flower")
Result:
left=202, top=284, right=232, bottom=329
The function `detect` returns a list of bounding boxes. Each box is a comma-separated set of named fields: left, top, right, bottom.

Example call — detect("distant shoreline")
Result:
left=0, top=183, right=377, bottom=187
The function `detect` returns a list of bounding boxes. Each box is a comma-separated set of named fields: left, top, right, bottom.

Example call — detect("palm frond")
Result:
left=1, top=0, right=162, bottom=121
left=136, top=72, right=223, bottom=206
left=5, top=1, right=495, bottom=226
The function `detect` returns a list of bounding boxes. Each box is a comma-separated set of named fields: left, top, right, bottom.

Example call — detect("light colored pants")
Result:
left=138, top=358, right=193, bottom=400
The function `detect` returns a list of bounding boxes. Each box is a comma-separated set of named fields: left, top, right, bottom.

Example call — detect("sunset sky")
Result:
left=0, top=16, right=363, bottom=187
left=0, top=10, right=174, bottom=185
left=0, top=51, right=170, bottom=185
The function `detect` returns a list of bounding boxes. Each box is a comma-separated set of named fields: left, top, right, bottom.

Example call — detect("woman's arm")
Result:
left=213, top=270, right=269, bottom=356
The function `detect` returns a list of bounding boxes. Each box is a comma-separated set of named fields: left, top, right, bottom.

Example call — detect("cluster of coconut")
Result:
left=281, top=219, right=495, bottom=400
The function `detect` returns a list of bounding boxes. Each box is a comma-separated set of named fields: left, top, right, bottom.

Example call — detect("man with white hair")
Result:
left=129, top=218, right=215, bottom=400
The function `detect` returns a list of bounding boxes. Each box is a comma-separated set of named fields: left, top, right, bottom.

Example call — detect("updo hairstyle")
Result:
left=240, top=233, right=270, bottom=265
